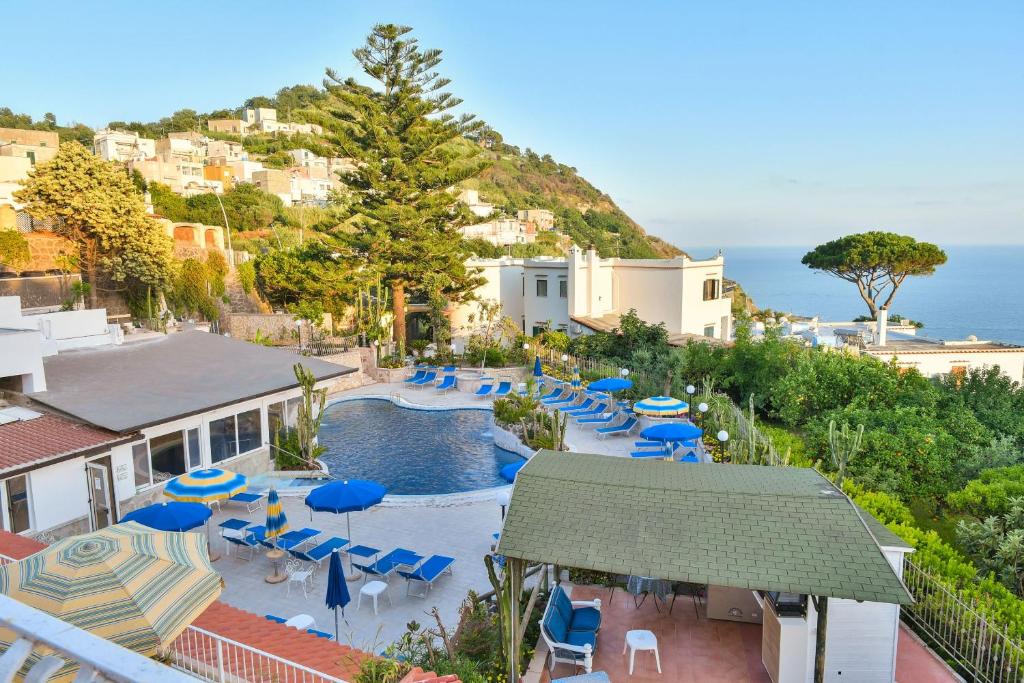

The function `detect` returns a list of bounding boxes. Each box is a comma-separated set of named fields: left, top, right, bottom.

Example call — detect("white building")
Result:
left=450, top=245, right=733, bottom=347
left=457, top=188, right=495, bottom=218
left=460, top=218, right=536, bottom=246
left=242, top=108, right=323, bottom=136
left=93, top=129, right=156, bottom=162
left=288, top=148, right=328, bottom=170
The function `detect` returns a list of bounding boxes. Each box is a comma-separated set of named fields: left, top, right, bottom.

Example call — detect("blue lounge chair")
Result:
left=225, top=527, right=265, bottom=560
left=435, top=375, right=457, bottom=394
left=287, top=536, right=349, bottom=572
left=307, top=628, right=335, bottom=640
left=578, top=411, right=620, bottom=426
left=398, top=554, right=455, bottom=597
left=492, top=381, right=512, bottom=398
left=631, top=449, right=669, bottom=458
left=262, top=527, right=319, bottom=550
left=561, top=398, right=595, bottom=415
left=410, top=371, right=437, bottom=388
left=572, top=403, right=608, bottom=421
left=264, top=614, right=287, bottom=624
left=596, top=416, right=638, bottom=439
left=634, top=440, right=663, bottom=448
left=353, top=547, right=423, bottom=582
left=404, top=369, right=427, bottom=384
left=441, top=365, right=457, bottom=374
left=226, top=491, right=265, bottom=515
left=474, top=379, right=494, bottom=398
left=539, top=384, right=563, bottom=401
left=545, top=392, right=578, bottom=407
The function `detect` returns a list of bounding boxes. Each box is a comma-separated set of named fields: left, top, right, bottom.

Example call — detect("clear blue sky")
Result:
left=1, top=1, right=1020, bottom=247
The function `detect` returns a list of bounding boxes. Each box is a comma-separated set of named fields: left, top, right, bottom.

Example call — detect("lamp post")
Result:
left=496, top=490, right=511, bottom=520
left=211, top=190, right=234, bottom=266
left=686, top=384, right=696, bottom=398
left=696, top=401, right=709, bottom=428
left=451, top=342, right=458, bottom=366
left=717, top=430, right=729, bottom=462
left=561, top=353, right=569, bottom=378
left=295, top=318, right=304, bottom=354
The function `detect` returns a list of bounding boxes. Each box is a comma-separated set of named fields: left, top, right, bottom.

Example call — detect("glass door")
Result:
left=86, top=460, right=113, bottom=530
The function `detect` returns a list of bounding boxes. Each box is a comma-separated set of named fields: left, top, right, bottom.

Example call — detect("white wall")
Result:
left=868, top=348, right=1024, bottom=383
left=523, top=260, right=570, bottom=333
left=27, top=457, right=90, bottom=532
left=0, top=329, right=46, bottom=391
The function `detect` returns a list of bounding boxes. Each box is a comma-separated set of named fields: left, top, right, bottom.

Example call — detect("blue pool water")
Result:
left=317, top=399, right=522, bottom=495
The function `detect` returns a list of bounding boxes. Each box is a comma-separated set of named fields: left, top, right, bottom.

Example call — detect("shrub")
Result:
left=377, top=354, right=405, bottom=369
left=948, top=465, right=1024, bottom=518
left=237, top=260, right=256, bottom=294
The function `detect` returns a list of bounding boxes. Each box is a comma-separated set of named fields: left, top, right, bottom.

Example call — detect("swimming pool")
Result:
left=316, top=398, right=522, bottom=495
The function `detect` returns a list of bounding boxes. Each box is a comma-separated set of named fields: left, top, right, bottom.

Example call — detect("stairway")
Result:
left=224, top=270, right=269, bottom=314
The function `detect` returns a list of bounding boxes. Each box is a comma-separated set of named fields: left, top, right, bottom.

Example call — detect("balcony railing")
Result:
left=0, top=593, right=192, bottom=683
left=167, top=625, right=349, bottom=683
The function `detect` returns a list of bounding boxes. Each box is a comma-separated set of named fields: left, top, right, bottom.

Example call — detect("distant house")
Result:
left=0, top=128, right=59, bottom=220
left=252, top=168, right=292, bottom=206
left=459, top=218, right=535, bottom=246
left=93, top=129, right=156, bottom=162
left=457, top=189, right=494, bottom=218
left=517, top=208, right=555, bottom=231
left=0, top=302, right=353, bottom=539
left=207, top=118, right=245, bottom=135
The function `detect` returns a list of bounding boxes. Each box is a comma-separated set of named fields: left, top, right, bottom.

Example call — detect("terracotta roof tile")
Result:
left=401, top=668, right=462, bottom=683
left=182, top=601, right=370, bottom=681
left=0, top=414, right=127, bottom=475
left=0, top=530, right=46, bottom=560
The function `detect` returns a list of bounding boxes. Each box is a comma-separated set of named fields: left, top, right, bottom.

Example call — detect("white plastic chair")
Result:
left=285, top=559, right=314, bottom=598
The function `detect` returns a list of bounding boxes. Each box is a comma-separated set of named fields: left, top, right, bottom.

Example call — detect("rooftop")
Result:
left=498, top=451, right=912, bottom=604
left=29, top=331, right=354, bottom=432
left=0, top=412, right=130, bottom=477
left=571, top=314, right=731, bottom=347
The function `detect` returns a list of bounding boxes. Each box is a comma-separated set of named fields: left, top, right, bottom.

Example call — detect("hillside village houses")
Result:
left=207, top=107, right=323, bottom=137
left=447, top=244, right=734, bottom=348
left=0, top=294, right=352, bottom=539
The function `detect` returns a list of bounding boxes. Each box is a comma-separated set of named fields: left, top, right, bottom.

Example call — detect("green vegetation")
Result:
left=0, top=229, right=31, bottom=268
left=165, top=254, right=224, bottom=321
left=254, top=241, right=355, bottom=322
left=0, top=107, right=93, bottom=146
left=15, top=142, right=174, bottom=308
left=802, top=231, right=947, bottom=318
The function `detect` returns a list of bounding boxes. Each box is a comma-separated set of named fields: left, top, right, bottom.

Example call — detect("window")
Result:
left=209, top=415, right=238, bottom=464
left=209, top=409, right=264, bottom=463
left=559, top=279, right=568, bottom=298
left=703, top=325, right=716, bottom=338
left=187, top=428, right=201, bottom=469
left=702, top=278, right=720, bottom=301
left=535, top=278, right=548, bottom=297
left=150, top=431, right=187, bottom=483
left=133, top=443, right=151, bottom=489
left=268, top=401, right=286, bottom=440
left=532, top=325, right=548, bottom=337
left=4, top=476, right=30, bottom=533
left=286, top=397, right=302, bottom=426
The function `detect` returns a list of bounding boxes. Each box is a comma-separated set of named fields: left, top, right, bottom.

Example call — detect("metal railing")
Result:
left=0, top=593, right=192, bottom=683
left=902, top=558, right=1024, bottom=682
left=167, top=624, right=349, bottom=683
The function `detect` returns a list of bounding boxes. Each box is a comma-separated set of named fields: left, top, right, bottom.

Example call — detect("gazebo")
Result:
left=496, top=451, right=913, bottom=682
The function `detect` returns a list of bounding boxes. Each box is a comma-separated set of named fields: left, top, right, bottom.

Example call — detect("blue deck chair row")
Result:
left=409, top=371, right=437, bottom=388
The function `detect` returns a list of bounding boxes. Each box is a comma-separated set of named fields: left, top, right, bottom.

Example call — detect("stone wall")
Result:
left=0, top=273, right=80, bottom=309
left=321, top=348, right=377, bottom=392
left=227, top=313, right=300, bottom=344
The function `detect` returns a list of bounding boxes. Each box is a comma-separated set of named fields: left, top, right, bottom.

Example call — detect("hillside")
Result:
left=2, top=83, right=681, bottom=260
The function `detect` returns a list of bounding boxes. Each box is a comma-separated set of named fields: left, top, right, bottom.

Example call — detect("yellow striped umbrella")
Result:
left=265, top=488, right=289, bottom=543
left=0, top=522, right=222, bottom=680
left=633, top=396, right=690, bottom=417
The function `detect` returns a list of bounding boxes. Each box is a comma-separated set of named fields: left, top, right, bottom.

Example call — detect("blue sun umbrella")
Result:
left=121, top=501, right=211, bottom=532
left=640, top=422, right=704, bottom=443
left=305, top=479, right=386, bottom=576
left=587, top=377, right=633, bottom=393
left=164, top=469, right=247, bottom=504
left=500, top=460, right=527, bottom=483
left=325, top=548, right=350, bottom=638
left=533, top=356, right=543, bottom=377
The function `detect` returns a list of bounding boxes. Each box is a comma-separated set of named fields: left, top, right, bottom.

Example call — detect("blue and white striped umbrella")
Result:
left=570, top=367, right=582, bottom=390
left=634, top=396, right=689, bottom=417
left=164, top=469, right=247, bottom=504
left=265, top=488, right=289, bottom=545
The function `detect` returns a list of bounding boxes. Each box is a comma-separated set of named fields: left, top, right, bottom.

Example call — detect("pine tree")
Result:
left=324, top=23, right=486, bottom=352
left=15, top=142, right=173, bottom=308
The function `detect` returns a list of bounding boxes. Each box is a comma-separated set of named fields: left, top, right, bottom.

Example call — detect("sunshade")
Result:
left=121, top=501, right=211, bottom=532
left=305, top=479, right=386, bottom=578
left=587, top=377, right=633, bottom=392
left=325, top=548, right=350, bottom=638
left=0, top=522, right=221, bottom=679
left=640, top=422, right=704, bottom=442
left=533, top=356, right=543, bottom=377
left=500, top=460, right=527, bottom=482
left=164, top=468, right=247, bottom=503
left=570, top=367, right=582, bottom=390
left=634, top=396, right=689, bottom=417
left=265, top=488, right=289, bottom=543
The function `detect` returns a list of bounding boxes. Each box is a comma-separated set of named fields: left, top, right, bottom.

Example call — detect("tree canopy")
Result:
left=324, top=23, right=487, bottom=350
left=15, top=142, right=173, bottom=307
left=801, top=231, right=946, bottom=317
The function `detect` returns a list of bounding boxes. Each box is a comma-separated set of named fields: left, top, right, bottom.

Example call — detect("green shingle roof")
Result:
left=497, top=451, right=913, bottom=605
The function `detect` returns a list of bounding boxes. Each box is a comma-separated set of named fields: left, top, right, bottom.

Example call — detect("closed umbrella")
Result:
left=570, top=367, right=582, bottom=391
left=121, top=501, right=211, bottom=532
left=164, top=468, right=247, bottom=562
left=264, top=488, right=290, bottom=583
left=0, top=522, right=221, bottom=680
left=533, top=355, right=543, bottom=377
left=305, top=479, right=386, bottom=578
left=325, top=549, right=350, bottom=639
left=634, top=396, right=689, bottom=417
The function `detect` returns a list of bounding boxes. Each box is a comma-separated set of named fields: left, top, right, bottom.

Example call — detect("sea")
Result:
left=687, top=245, right=1024, bottom=346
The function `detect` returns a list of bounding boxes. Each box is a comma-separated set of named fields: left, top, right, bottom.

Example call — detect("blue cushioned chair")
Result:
left=540, top=585, right=601, bottom=674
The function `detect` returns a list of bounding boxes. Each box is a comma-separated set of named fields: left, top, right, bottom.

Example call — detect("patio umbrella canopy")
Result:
left=121, top=501, right=211, bottom=532
left=305, top=479, right=386, bottom=514
left=586, top=377, right=633, bottom=393
left=633, top=396, right=689, bottom=417
left=164, top=468, right=247, bottom=503
left=500, top=459, right=527, bottom=483
left=640, top=422, right=704, bottom=443
left=0, top=522, right=221, bottom=678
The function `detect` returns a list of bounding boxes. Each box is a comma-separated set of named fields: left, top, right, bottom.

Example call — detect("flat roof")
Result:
left=29, top=331, right=354, bottom=433
left=497, top=451, right=912, bottom=604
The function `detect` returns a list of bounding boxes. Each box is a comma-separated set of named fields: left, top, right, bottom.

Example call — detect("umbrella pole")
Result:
left=335, top=606, right=339, bottom=640
left=344, top=512, right=361, bottom=581
left=205, top=512, right=221, bottom=562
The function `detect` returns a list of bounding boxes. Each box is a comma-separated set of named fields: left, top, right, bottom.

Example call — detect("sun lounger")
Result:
left=596, top=416, right=638, bottom=439
left=561, top=398, right=595, bottom=415
left=492, top=381, right=512, bottom=398
left=441, top=365, right=457, bottom=374
left=577, top=410, right=620, bottom=426
left=545, top=392, right=578, bottom=407
left=226, top=491, right=265, bottom=514
left=631, top=449, right=669, bottom=458
left=539, top=385, right=564, bottom=401
left=435, top=375, right=457, bottom=394
left=474, top=380, right=494, bottom=398
left=307, top=628, right=335, bottom=640
left=225, top=526, right=265, bottom=560
left=404, top=369, right=427, bottom=384
left=287, top=536, right=350, bottom=572
left=264, top=614, right=287, bottom=624
left=570, top=403, right=607, bottom=421
left=398, top=554, right=455, bottom=597
left=353, top=547, right=424, bottom=583
left=262, top=527, right=320, bottom=551
left=410, top=371, right=437, bottom=388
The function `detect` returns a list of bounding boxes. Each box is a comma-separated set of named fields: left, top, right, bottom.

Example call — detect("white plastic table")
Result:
left=623, top=629, right=661, bottom=675
left=284, top=613, right=315, bottom=630
left=357, top=580, right=392, bottom=615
